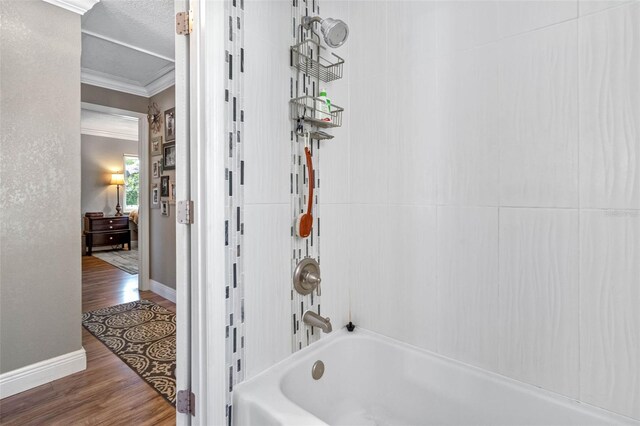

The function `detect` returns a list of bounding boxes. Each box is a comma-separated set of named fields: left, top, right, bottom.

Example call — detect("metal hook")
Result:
left=296, top=117, right=304, bottom=134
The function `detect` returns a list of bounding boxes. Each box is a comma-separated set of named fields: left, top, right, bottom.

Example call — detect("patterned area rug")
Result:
left=92, top=248, right=138, bottom=274
left=82, top=300, right=176, bottom=405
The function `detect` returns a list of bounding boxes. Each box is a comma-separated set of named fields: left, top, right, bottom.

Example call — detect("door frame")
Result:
left=174, top=0, right=228, bottom=424
left=174, top=0, right=191, bottom=424
left=80, top=102, right=150, bottom=292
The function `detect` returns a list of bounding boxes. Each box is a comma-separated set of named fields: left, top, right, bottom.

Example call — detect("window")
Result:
left=123, top=155, right=139, bottom=212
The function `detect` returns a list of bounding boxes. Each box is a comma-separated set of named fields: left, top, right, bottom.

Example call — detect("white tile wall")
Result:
left=438, top=46, right=499, bottom=206
left=244, top=0, right=290, bottom=50
left=578, top=0, right=636, bottom=16
left=349, top=73, right=390, bottom=204
left=386, top=1, right=438, bottom=67
left=350, top=204, right=438, bottom=350
left=386, top=3, right=438, bottom=206
left=437, top=1, right=500, bottom=52
left=244, top=26, right=291, bottom=205
left=579, top=4, right=640, bottom=210
left=498, top=208, right=580, bottom=398
left=348, top=1, right=387, bottom=82
left=388, top=63, right=438, bottom=206
left=318, top=111, right=351, bottom=204
left=243, top=204, right=292, bottom=379
left=349, top=204, right=390, bottom=327
left=499, top=21, right=579, bottom=208
left=386, top=205, right=438, bottom=349
left=241, top=0, right=640, bottom=421
left=579, top=210, right=640, bottom=419
left=316, top=204, right=351, bottom=328
left=437, top=206, right=499, bottom=371
left=497, top=1, right=577, bottom=38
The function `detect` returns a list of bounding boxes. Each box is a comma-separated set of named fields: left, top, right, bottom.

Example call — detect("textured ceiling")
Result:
left=82, top=34, right=173, bottom=86
left=81, top=0, right=174, bottom=95
left=82, top=0, right=174, bottom=59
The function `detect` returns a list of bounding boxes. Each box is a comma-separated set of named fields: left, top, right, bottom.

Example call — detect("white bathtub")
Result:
left=234, top=328, right=639, bottom=426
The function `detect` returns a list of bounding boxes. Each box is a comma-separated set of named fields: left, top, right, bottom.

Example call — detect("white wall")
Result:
left=243, top=0, right=352, bottom=379
left=347, top=0, right=639, bottom=420
left=243, top=0, right=293, bottom=378
left=242, top=0, right=639, bottom=419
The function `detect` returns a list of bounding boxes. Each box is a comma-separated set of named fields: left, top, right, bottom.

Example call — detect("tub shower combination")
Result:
left=235, top=329, right=636, bottom=425
left=233, top=3, right=640, bottom=424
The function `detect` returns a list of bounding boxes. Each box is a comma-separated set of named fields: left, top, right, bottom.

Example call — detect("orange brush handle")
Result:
left=305, top=146, right=314, bottom=217
left=297, top=146, right=314, bottom=238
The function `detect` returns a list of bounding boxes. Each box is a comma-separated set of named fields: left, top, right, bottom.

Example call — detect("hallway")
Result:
left=0, top=257, right=176, bottom=425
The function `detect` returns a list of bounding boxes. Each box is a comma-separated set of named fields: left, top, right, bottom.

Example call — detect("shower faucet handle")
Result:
left=302, top=269, right=321, bottom=296
left=303, top=270, right=321, bottom=285
left=304, top=269, right=321, bottom=297
left=293, top=258, right=321, bottom=296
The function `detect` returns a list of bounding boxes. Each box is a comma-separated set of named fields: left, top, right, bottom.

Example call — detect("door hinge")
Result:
left=176, top=11, right=193, bottom=35
left=177, top=200, right=194, bottom=224
left=177, top=389, right=195, bottom=416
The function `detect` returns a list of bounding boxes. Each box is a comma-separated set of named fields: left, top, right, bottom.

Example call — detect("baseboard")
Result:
left=0, top=348, right=86, bottom=399
left=150, top=279, right=176, bottom=303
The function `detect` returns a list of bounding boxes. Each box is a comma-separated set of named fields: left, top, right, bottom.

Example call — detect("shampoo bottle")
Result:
left=316, top=88, right=332, bottom=122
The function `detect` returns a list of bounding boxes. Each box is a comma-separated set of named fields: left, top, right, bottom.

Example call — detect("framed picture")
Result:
left=152, top=160, right=160, bottom=178
left=151, top=184, right=160, bottom=209
left=161, top=200, right=170, bottom=216
left=163, top=143, right=176, bottom=170
left=164, top=107, right=175, bottom=142
left=170, top=182, right=176, bottom=204
left=151, top=135, right=162, bottom=155
left=161, top=175, right=170, bottom=197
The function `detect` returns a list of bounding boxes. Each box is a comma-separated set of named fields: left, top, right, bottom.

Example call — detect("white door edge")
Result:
left=177, top=0, right=229, bottom=424
left=175, top=0, right=191, bottom=424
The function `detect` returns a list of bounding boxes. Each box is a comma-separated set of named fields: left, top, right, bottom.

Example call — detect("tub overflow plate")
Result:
left=312, top=360, right=325, bottom=380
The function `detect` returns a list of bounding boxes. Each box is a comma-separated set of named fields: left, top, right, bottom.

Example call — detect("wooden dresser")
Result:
left=84, top=216, right=131, bottom=255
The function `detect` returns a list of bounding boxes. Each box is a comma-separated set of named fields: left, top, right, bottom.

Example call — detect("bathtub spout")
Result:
left=303, top=310, right=332, bottom=333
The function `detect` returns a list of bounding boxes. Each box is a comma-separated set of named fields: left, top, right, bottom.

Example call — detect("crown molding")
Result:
left=81, top=108, right=139, bottom=141
left=146, top=69, right=175, bottom=97
left=80, top=128, right=139, bottom=141
left=81, top=68, right=175, bottom=98
left=42, top=0, right=99, bottom=15
left=81, top=68, right=149, bottom=97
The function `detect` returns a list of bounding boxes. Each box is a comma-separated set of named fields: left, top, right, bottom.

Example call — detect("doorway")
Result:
left=80, top=103, right=150, bottom=290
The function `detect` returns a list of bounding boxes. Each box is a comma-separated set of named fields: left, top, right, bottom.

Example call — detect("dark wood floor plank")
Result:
left=0, top=256, right=176, bottom=425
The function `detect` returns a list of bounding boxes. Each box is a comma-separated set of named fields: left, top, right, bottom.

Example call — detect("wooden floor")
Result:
left=0, top=256, right=176, bottom=426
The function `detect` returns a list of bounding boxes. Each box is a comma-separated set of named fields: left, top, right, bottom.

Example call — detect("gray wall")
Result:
left=0, top=0, right=82, bottom=373
left=81, top=84, right=148, bottom=114
left=81, top=135, right=139, bottom=215
left=149, top=87, right=176, bottom=289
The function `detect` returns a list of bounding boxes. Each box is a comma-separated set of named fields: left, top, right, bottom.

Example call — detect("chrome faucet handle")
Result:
left=303, top=270, right=321, bottom=296
left=303, top=270, right=321, bottom=285
left=293, top=258, right=321, bottom=296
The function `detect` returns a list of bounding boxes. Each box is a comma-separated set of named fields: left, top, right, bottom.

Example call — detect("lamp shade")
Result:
left=110, top=173, right=125, bottom=185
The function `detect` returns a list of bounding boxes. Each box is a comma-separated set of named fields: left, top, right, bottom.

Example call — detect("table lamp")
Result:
left=110, top=173, right=125, bottom=216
